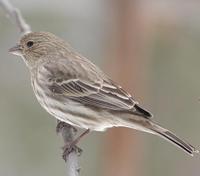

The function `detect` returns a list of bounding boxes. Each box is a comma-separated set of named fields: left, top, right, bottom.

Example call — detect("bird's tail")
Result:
left=124, top=118, right=198, bottom=156
left=149, top=123, right=198, bottom=156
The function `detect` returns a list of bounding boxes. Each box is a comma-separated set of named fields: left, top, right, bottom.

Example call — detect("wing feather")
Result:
left=40, top=61, right=152, bottom=118
left=50, top=78, right=138, bottom=111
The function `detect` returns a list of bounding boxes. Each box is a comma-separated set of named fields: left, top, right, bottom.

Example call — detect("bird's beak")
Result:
left=9, top=44, right=22, bottom=56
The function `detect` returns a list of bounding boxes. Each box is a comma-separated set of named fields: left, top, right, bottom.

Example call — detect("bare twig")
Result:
left=57, top=122, right=81, bottom=176
left=0, top=0, right=80, bottom=175
left=0, top=0, right=31, bottom=34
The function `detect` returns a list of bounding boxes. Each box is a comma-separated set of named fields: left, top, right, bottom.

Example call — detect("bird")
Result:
left=9, top=31, right=198, bottom=158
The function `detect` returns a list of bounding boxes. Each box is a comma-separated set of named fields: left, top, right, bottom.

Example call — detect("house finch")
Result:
left=9, top=31, right=198, bottom=156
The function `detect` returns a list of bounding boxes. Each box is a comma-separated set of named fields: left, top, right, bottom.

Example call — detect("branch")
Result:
left=57, top=122, right=81, bottom=176
left=0, top=1, right=81, bottom=175
left=0, top=0, right=31, bottom=34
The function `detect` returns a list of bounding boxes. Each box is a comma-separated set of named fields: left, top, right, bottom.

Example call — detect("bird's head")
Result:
left=9, top=32, right=70, bottom=68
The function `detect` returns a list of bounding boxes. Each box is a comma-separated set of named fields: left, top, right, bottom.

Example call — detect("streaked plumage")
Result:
left=9, top=31, right=198, bottom=156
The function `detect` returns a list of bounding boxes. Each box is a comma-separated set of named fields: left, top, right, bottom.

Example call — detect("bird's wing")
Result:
left=40, top=60, right=152, bottom=119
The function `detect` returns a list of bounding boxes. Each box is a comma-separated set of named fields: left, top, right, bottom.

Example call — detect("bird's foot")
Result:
left=62, top=142, right=82, bottom=162
left=61, top=129, right=90, bottom=161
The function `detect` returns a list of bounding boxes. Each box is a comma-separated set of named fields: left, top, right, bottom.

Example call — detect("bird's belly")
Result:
left=33, top=85, right=115, bottom=131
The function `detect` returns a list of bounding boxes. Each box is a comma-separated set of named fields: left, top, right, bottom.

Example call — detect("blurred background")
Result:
left=0, top=0, right=200, bottom=176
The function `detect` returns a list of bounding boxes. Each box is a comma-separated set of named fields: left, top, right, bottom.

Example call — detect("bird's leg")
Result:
left=56, top=120, right=80, bottom=161
left=56, top=120, right=90, bottom=161
left=62, top=129, right=90, bottom=161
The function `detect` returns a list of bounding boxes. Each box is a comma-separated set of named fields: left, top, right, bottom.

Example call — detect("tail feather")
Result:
left=124, top=118, right=198, bottom=156
left=152, top=124, right=198, bottom=156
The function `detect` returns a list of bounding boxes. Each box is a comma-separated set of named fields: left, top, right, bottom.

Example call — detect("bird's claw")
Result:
left=62, top=143, right=82, bottom=162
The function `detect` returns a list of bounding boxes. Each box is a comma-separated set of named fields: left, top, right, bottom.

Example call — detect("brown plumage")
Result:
left=9, top=31, right=198, bottom=156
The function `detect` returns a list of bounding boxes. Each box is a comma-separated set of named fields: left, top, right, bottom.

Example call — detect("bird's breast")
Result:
left=31, top=77, right=117, bottom=131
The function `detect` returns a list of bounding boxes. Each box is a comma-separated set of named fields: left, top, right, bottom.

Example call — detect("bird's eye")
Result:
left=26, top=41, right=34, bottom=48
